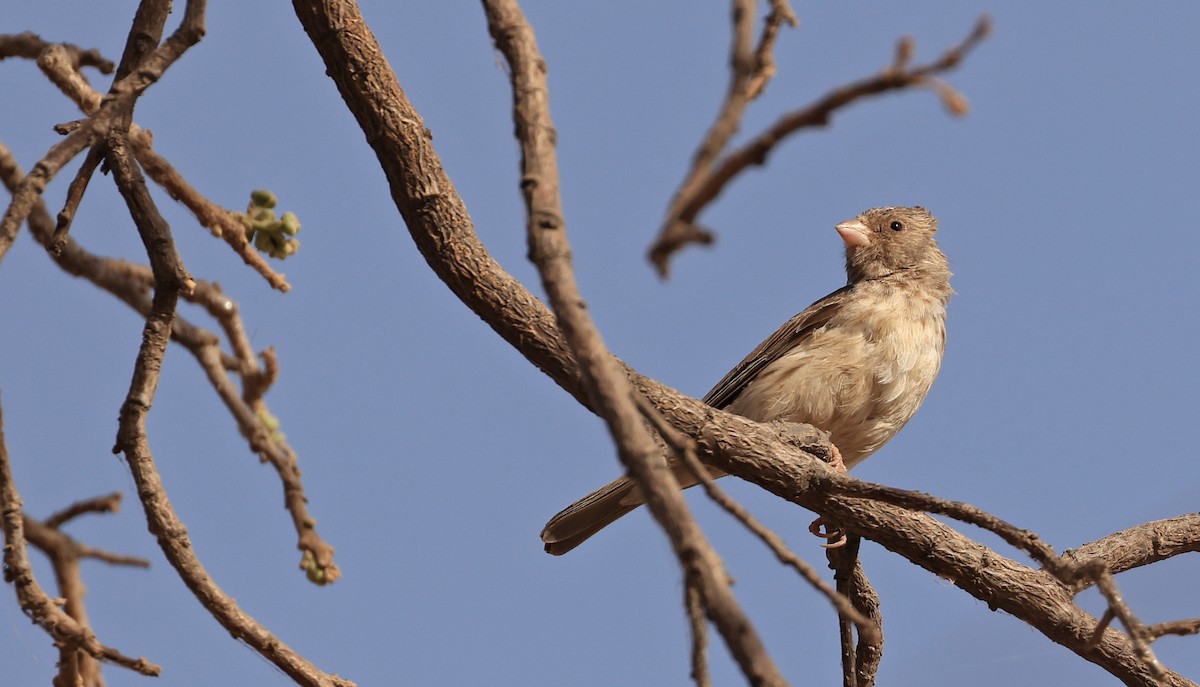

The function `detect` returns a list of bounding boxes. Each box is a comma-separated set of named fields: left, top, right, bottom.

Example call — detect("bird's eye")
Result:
left=889, top=221, right=904, bottom=232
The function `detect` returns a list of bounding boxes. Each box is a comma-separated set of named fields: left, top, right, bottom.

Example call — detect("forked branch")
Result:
left=649, top=13, right=990, bottom=275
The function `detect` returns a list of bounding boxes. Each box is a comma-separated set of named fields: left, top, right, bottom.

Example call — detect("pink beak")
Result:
left=836, top=219, right=871, bottom=248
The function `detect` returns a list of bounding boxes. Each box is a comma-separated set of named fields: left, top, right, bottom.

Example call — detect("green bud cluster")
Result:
left=243, top=189, right=301, bottom=259
left=300, top=549, right=330, bottom=586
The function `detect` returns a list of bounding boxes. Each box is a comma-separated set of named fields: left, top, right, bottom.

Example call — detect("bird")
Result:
left=540, top=206, right=952, bottom=555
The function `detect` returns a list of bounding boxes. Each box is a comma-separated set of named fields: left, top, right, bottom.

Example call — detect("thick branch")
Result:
left=668, top=389, right=1191, bottom=686
left=1063, top=514, right=1200, bottom=590
left=482, top=1, right=786, bottom=683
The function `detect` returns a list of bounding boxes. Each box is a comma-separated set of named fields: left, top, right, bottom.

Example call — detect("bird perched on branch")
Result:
left=541, top=206, right=953, bottom=555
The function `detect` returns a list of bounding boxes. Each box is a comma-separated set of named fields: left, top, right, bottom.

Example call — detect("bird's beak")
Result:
left=836, top=219, right=871, bottom=248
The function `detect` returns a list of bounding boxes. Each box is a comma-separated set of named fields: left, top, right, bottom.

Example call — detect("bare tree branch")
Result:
left=1149, top=620, right=1200, bottom=641
left=0, top=121, right=96, bottom=264
left=1063, top=514, right=1200, bottom=589
left=105, top=123, right=353, bottom=686
left=42, top=491, right=124, bottom=529
left=637, top=395, right=878, bottom=643
left=0, top=0, right=331, bottom=580
left=0, top=32, right=114, bottom=73
left=651, top=0, right=796, bottom=276
left=682, top=401, right=1195, bottom=686
left=0, top=402, right=161, bottom=679
left=649, top=14, right=991, bottom=275
left=827, top=537, right=883, bottom=687
left=481, top=1, right=789, bottom=683
left=684, top=580, right=712, bottom=687
left=133, top=133, right=292, bottom=291
left=6, top=2, right=351, bottom=682
left=0, top=139, right=338, bottom=585
left=23, top=494, right=150, bottom=687
left=15, top=17, right=291, bottom=290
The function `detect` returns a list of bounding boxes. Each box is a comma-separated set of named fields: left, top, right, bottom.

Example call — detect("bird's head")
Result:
left=836, top=206, right=948, bottom=283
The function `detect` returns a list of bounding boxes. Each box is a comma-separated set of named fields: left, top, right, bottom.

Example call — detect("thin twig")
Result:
left=807, top=468, right=1061, bottom=571
left=0, top=32, right=115, bottom=73
left=105, top=125, right=352, bottom=686
left=1062, top=514, right=1200, bottom=589
left=106, top=0, right=207, bottom=100
left=24, top=499, right=151, bottom=686
left=17, top=22, right=290, bottom=290
left=746, top=1, right=798, bottom=99
left=1147, top=620, right=1200, bottom=641
left=0, top=401, right=160, bottom=677
left=0, top=141, right=336, bottom=583
left=37, top=43, right=105, bottom=112
left=133, top=131, right=291, bottom=291
left=0, top=121, right=96, bottom=265
left=651, top=0, right=797, bottom=276
left=43, top=492, right=124, bottom=529
left=649, top=14, right=990, bottom=275
left=1090, top=564, right=1165, bottom=678
left=53, top=146, right=104, bottom=251
left=685, top=579, right=712, bottom=687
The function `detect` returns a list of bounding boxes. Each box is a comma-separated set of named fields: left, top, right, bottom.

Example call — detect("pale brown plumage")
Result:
left=541, top=207, right=952, bottom=555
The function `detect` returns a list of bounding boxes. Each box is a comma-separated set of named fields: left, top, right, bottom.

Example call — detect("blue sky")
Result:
left=2, top=2, right=1198, bottom=685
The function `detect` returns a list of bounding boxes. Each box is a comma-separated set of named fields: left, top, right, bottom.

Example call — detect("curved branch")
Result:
left=95, top=9, right=346, bottom=678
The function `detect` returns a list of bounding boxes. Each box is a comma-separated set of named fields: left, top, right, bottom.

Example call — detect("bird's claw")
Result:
left=809, top=516, right=847, bottom=548
left=828, top=443, right=848, bottom=473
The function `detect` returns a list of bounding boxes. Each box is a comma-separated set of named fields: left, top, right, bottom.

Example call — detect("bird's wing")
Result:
left=701, top=284, right=852, bottom=409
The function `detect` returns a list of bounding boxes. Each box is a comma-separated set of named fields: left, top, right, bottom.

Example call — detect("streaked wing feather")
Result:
left=701, top=285, right=851, bottom=409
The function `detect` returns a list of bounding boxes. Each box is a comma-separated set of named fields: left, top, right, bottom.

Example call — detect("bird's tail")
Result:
left=541, top=475, right=643, bottom=556
left=540, top=464, right=721, bottom=555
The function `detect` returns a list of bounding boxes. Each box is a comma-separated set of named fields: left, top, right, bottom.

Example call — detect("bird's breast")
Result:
left=726, top=282, right=947, bottom=466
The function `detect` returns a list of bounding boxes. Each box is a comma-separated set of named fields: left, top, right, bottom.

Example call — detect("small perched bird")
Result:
left=541, top=206, right=953, bottom=555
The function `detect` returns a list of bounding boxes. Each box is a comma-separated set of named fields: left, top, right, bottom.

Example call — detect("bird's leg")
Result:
left=810, top=443, right=848, bottom=548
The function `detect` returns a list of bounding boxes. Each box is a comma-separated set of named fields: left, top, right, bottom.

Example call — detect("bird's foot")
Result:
left=809, top=516, right=847, bottom=548
left=827, top=443, right=847, bottom=473
left=811, top=444, right=848, bottom=547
